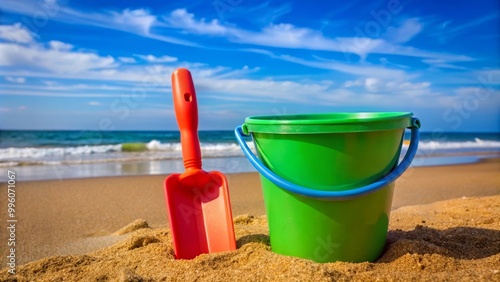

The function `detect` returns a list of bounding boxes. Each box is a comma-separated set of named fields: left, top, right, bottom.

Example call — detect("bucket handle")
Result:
left=235, top=117, right=421, bottom=200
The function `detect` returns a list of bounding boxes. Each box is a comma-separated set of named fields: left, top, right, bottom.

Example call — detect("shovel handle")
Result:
left=172, top=68, right=202, bottom=170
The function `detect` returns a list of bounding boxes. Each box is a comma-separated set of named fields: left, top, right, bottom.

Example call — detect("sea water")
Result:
left=1, top=130, right=499, bottom=181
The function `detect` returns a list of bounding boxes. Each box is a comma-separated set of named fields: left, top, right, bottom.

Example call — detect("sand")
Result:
left=0, top=159, right=499, bottom=281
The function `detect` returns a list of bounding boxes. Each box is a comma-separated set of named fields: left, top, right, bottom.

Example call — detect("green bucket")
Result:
left=235, top=112, right=420, bottom=263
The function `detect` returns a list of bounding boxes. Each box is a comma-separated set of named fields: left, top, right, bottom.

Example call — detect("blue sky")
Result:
left=0, top=0, right=499, bottom=131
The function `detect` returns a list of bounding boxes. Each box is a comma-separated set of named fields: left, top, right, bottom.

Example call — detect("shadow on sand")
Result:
left=378, top=225, right=500, bottom=262
left=236, top=225, right=499, bottom=262
left=236, top=234, right=271, bottom=248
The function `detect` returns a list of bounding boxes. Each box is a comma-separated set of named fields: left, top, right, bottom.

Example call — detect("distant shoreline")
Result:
left=1, top=153, right=499, bottom=182
left=1, top=130, right=499, bottom=181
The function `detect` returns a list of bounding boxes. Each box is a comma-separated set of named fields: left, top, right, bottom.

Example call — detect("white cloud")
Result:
left=103, top=9, right=195, bottom=46
left=118, top=57, right=136, bottom=63
left=360, top=77, right=432, bottom=95
left=7, top=62, right=322, bottom=105
left=0, top=107, right=11, bottom=112
left=475, top=69, right=500, bottom=85
left=162, top=9, right=473, bottom=62
left=0, top=64, right=172, bottom=84
left=0, top=41, right=116, bottom=74
left=343, top=80, right=363, bottom=87
left=18, top=105, right=27, bottom=110
left=383, top=18, right=423, bottom=44
left=0, top=14, right=484, bottom=113
left=110, top=9, right=156, bottom=33
left=136, top=54, right=178, bottom=63
left=364, top=78, right=380, bottom=92
left=0, top=88, right=149, bottom=98
left=5, top=76, right=26, bottom=83
left=422, top=58, right=470, bottom=70
left=195, top=74, right=443, bottom=108
left=4, top=82, right=156, bottom=92
left=0, top=3, right=475, bottom=63
left=246, top=23, right=335, bottom=47
left=0, top=2, right=194, bottom=46
left=448, top=86, right=500, bottom=110
left=430, top=12, right=499, bottom=44
left=0, top=57, right=454, bottom=110
left=279, top=54, right=411, bottom=79
left=454, top=86, right=499, bottom=98
left=165, top=9, right=229, bottom=36
left=0, top=34, right=434, bottom=108
left=0, top=23, right=35, bottom=43
left=340, top=77, right=435, bottom=106
left=164, top=10, right=370, bottom=55
left=208, top=65, right=261, bottom=79
left=444, top=13, right=499, bottom=36
left=196, top=76, right=336, bottom=104
left=48, top=40, right=73, bottom=51
left=88, top=101, right=102, bottom=106
left=42, top=80, right=58, bottom=86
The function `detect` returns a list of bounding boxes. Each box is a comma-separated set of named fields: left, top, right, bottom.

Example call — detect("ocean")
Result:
left=1, top=130, right=499, bottom=181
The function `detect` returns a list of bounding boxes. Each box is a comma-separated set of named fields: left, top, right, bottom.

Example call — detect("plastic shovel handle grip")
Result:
left=172, top=68, right=202, bottom=170
left=235, top=118, right=421, bottom=200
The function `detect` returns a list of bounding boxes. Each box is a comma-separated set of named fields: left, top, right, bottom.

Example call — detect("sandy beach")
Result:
left=0, top=159, right=499, bottom=281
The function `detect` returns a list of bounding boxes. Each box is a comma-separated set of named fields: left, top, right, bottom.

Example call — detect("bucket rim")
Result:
left=235, top=117, right=421, bottom=199
left=244, top=112, right=414, bottom=134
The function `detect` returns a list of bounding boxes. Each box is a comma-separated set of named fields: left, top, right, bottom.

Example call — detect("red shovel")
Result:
left=164, top=68, right=236, bottom=259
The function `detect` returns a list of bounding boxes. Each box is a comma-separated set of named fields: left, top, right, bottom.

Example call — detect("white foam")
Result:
left=408, top=138, right=500, bottom=151
left=0, top=144, right=121, bottom=159
left=0, top=141, right=255, bottom=163
left=145, top=139, right=166, bottom=150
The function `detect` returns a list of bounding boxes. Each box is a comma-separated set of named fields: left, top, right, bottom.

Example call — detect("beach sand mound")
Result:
left=2, top=196, right=499, bottom=281
left=113, top=219, right=150, bottom=236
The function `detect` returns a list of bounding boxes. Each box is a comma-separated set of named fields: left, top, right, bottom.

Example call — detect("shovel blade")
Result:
left=164, top=171, right=236, bottom=259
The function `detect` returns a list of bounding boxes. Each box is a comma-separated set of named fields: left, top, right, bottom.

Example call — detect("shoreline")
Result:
left=0, top=158, right=498, bottom=277
left=2, top=151, right=499, bottom=182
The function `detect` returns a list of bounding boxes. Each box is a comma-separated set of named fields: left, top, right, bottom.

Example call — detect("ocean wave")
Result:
left=0, top=140, right=254, bottom=162
left=1, top=138, right=498, bottom=167
left=405, top=138, right=500, bottom=151
left=144, top=139, right=244, bottom=153
left=0, top=144, right=122, bottom=159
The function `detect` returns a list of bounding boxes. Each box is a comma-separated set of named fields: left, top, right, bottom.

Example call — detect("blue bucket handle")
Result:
left=235, top=117, right=420, bottom=200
